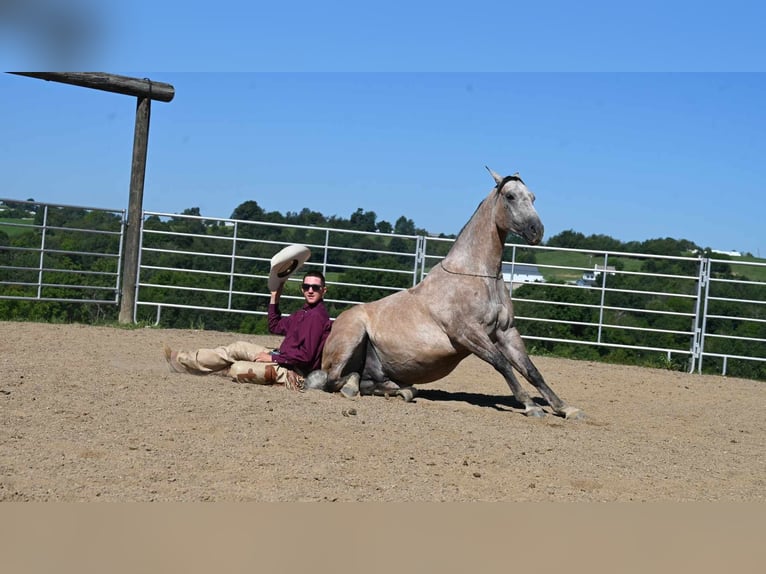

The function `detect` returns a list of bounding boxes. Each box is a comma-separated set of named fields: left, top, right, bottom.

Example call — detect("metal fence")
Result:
left=699, top=257, right=766, bottom=375
left=472, top=245, right=705, bottom=370
left=1, top=201, right=764, bottom=377
left=0, top=199, right=125, bottom=304
left=135, top=211, right=423, bottom=325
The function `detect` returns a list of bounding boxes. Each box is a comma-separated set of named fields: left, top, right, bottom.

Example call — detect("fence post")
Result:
left=323, top=229, right=330, bottom=276
left=414, top=235, right=424, bottom=286
left=696, top=257, right=712, bottom=373
left=118, top=95, right=151, bottom=324
left=7, top=73, right=175, bottom=324
left=689, top=257, right=707, bottom=373
left=36, top=205, right=49, bottom=299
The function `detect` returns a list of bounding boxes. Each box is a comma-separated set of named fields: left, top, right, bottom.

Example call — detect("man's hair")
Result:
left=303, top=270, right=326, bottom=286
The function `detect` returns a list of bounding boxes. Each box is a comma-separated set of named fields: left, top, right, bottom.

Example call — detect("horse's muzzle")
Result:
left=525, top=220, right=544, bottom=245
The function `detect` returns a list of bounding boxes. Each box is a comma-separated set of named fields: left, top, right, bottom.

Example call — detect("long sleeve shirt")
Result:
left=268, top=300, right=332, bottom=373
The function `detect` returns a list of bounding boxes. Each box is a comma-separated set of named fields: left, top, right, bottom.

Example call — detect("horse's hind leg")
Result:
left=321, top=311, right=369, bottom=393
left=304, top=370, right=329, bottom=390
left=339, top=372, right=360, bottom=398
left=360, top=380, right=417, bottom=402
left=304, top=371, right=362, bottom=398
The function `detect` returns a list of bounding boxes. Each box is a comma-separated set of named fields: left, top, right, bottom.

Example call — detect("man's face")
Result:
left=301, top=277, right=326, bottom=304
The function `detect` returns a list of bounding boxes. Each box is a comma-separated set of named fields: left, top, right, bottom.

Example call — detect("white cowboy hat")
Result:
left=268, top=244, right=311, bottom=290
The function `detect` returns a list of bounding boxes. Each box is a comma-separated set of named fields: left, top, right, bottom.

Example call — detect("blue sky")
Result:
left=3, top=1, right=765, bottom=72
left=2, top=3, right=766, bottom=255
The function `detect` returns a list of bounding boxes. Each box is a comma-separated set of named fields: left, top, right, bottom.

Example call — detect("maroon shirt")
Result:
left=268, top=300, right=332, bottom=373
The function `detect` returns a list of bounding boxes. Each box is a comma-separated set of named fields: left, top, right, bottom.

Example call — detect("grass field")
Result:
left=534, top=251, right=645, bottom=283
left=533, top=251, right=592, bottom=282
left=0, top=217, right=34, bottom=237
left=533, top=250, right=766, bottom=283
left=724, top=255, right=766, bottom=282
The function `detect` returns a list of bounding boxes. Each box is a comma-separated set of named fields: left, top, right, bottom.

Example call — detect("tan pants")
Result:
left=174, top=341, right=295, bottom=385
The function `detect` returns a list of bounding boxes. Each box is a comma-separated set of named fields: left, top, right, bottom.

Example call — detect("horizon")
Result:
left=1, top=195, right=760, bottom=259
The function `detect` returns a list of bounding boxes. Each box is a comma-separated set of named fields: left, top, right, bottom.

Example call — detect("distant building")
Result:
left=502, top=263, right=544, bottom=289
left=594, top=264, right=616, bottom=275
left=711, top=249, right=742, bottom=257
left=576, top=264, right=616, bottom=287
left=691, top=249, right=742, bottom=257
left=579, top=270, right=597, bottom=286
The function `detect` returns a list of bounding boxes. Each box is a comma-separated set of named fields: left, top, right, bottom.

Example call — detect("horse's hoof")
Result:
left=562, top=407, right=584, bottom=420
left=397, top=387, right=416, bottom=402
left=524, top=406, right=546, bottom=418
left=340, top=373, right=360, bottom=399
left=304, top=370, right=328, bottom=391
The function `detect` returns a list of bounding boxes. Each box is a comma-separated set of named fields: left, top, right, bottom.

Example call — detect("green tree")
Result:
left=546, top=229, right=587, bottom=249
left=231, top=200, right=265, bottom=221
left=394, top=216, right=416, bottom=235
left=349, top=208, right=377, bottom=232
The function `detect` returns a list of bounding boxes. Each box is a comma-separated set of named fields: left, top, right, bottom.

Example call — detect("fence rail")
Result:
left=0, top=199, right=125, bottom=305
left=135, top=211, right=423, bottom=322
left=2, top=200, right=764, bottom=378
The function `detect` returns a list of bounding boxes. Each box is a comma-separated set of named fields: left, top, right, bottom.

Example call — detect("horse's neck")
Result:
left=443, top=196, right=506, bottom=276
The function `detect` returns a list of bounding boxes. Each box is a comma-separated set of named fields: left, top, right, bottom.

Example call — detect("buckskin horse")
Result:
left=306, top=167, right=583, bottom=419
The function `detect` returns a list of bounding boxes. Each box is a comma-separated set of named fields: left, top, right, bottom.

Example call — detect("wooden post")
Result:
left=8, top=72, right=175, bottom=102
left=118, top=95, right=152, bottom=323
left=8, top=72, right=175, bottom=325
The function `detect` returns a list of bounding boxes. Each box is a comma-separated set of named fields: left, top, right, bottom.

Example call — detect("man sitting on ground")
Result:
left=164, top=270, right=331, bottom=391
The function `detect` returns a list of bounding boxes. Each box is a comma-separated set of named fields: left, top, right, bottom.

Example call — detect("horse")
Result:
left=305, top=167, right=583, bottom=419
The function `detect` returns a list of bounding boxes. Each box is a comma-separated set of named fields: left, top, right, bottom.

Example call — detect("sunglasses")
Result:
left=301, top=283, right=324, bottom=293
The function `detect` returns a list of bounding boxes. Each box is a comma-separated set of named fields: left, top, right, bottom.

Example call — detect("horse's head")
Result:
left=486, top=167, right=544, bottom=245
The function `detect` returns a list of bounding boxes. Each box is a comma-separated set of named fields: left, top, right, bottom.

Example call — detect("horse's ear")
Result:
left=485, top=166, right=503, bottom=185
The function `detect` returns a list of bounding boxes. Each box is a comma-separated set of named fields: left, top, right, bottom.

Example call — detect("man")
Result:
left=164, top=270, right=331, bottom=391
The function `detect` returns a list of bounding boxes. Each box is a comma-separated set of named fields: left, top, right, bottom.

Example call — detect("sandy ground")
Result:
left=1, top=321, right=764, bottom=502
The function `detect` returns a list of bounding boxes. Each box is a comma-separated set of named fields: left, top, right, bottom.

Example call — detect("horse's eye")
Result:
left=507, top=193, right=516, bottom=201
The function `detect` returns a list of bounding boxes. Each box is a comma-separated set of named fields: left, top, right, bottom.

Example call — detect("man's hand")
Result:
left=269, top=283, right=283, bottom=304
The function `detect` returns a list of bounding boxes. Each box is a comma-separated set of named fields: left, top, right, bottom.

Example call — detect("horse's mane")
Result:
left=453, top=198, right=487, bottom=241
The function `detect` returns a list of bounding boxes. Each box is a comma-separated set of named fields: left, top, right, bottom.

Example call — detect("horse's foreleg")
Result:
left=497, top=327, right=583, bottom=420
left=461, top=336, right=546, bottom=417
left=517, top=358, right=582, bottom=419
left=500, top=369, right=547, bottom=418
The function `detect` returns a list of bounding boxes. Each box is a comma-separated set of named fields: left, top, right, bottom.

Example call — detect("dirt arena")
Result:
left=1, top=321, right=763, bottom=502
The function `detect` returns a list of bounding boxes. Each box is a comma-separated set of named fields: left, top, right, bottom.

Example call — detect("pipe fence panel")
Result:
left=2, top=200, right=764, bottom=378
left=500, top=245, right=704, bottom=372
left=0, top=199, right=125, bottom=307
left=698, top=257, right=766, bottom=376
left=134, top=211, right=421, bottom=326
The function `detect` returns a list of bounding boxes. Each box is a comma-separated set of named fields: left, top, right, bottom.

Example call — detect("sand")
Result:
left=1, top=321, right=763, bottom=501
